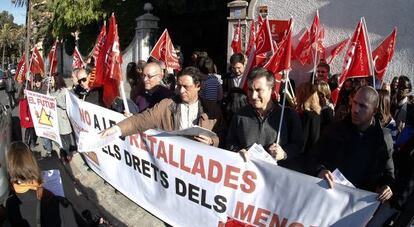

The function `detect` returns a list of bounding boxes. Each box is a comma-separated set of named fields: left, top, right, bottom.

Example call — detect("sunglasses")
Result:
left=78, top=78, right=87, bottom=84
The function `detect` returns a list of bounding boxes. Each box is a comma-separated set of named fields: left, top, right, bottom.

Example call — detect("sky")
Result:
left=0, top=1, right=26, bottom=25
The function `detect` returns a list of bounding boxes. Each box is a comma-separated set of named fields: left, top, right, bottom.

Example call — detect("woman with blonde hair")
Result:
left=317, top=81, right=334, bottom=132
left=5, top=141, right=77, bottom=226
left=295, top=82, right=321, bottom=154
left=377, top=89, right=398, bottom=144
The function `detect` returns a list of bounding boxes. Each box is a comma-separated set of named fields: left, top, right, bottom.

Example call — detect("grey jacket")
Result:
left=51, top=88, right=72, bottom=135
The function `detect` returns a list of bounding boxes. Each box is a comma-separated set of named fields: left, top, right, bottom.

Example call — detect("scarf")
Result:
left=13, top=181, right=41, bottom=194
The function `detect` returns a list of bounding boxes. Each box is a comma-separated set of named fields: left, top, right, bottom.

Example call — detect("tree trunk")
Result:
left=2, top=44, right=5, bottom=70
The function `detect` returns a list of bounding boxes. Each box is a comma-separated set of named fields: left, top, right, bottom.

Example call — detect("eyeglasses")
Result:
left=142, top=74, right=159, bottom=80
left=78, top=78, right=87, bottom=84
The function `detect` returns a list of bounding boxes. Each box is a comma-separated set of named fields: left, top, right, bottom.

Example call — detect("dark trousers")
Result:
left=24, top=127, right=37, bottom=147
left=60, top=133, right=73, bottom=155
left=7, top=92, right=16, bottom=107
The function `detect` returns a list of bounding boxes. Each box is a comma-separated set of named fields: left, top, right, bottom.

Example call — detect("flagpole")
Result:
left=276, top=69, right=290, bottom=145
left=119, top=81, right=130, bottom=114
left=362, top=17, right=375, bottom=88
left=288, top=80, right=295, bottom=98
left=311, top=46, right=319, bottom=84
left=27, top=56, right=33, bottom=90
left=47, top=40, right=57, bottom=95
left=24, top=0, right=31, bottom=93
left=311, top=11, right=319, bottom=85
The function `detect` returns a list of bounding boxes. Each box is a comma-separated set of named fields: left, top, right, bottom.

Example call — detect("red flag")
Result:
left=30, top=47, right=45, bottom=75
left=48, top=40, right=58, bottom=75
left=255, top=18, right=274, bottom=56
left=149, top=29, right=181, bottom=70
left=257, top=15, right=264, bottom=31
left=264, top=19, right=293, bottom=93
left=326, top=38, right=349, bottom=64
left=93, top=24, right=107, bottom=64
left=338, top=18, right=373, bottom=87
left=231, top=21, right=242, bottom=54
left=309, top=11, right=320, bottom=44
left=294, top=29, right=312, bottom=65
left=99, top=14, right=123, bottom=107
left=15, top=53, right=27, bottom=83
left=316, top=26, right=326, bottom=59
left=72, top=46, right=84, bottom=69
left=246, top=20, right=256, bottom=55
left=372, top=27, right=397, bottom=81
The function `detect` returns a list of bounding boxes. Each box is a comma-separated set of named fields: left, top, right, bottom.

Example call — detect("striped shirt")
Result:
left=201, top=74, right=223, bottom=101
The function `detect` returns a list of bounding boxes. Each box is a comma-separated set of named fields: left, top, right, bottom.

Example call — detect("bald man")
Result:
left=135, top=62, right=173, bottom=112
left=309, top=86, right=394, bottom=203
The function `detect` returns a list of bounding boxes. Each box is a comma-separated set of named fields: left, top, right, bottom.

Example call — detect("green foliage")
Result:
left=48, top=0, right=105, bottom=37
left=0, top=11, right=15, bottom=28
left=0, top=11, right=25, bottom=66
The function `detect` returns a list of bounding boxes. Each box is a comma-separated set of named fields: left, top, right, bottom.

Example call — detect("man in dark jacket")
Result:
left=222, top=53, right=248, bottom=123
left=73, top=68, right=104, bottom=107
left=226, top=67, right=304, bottom=170
left=309, top=86, right=394, bottom=202
left=4, top=70, right=16, bottom=107
left=134, top=62, right=173, bottom=112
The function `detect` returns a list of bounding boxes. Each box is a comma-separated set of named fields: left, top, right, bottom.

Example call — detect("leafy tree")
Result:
left=47, top=0, right=105, bottom=37
left=0, top=11, right=15, bottom=28
left=0, top=23, right=16, bottom=69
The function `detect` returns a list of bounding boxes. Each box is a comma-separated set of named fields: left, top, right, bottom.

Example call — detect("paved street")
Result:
left=0, top=85, right=165, bottom=227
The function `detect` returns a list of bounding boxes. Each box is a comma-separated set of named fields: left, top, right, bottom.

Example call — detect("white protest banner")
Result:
left=66, top=90, right=379, bottom=227
left=25, top=90, right=62, bottom=147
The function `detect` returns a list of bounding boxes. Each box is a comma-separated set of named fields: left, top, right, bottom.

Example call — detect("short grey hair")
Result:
left=356, top=86, right=379, bottom=108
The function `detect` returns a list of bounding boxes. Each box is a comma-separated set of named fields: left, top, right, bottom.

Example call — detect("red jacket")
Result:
left=19, top=99, right=34, bottom=128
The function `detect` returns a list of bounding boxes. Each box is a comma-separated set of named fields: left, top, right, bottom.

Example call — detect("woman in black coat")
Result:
left=5, top=142, right=78, bottom=226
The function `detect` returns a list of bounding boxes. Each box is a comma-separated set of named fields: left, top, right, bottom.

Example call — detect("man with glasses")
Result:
left=134, top=62, right=173, bottom=112
left=101, top=66, right=223, bottom=147
left=313, top=61, right=331, bottom=85
left=73, top=68, right=104, bottom=107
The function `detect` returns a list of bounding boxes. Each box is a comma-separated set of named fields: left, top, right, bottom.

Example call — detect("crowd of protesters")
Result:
left=103, top=51, right=413, bottom=226
left=1, top=47, right=413, bottom=226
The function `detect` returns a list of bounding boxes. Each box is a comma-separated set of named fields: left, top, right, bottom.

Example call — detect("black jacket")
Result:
left=74, top=85, right=105, bottom=107
left=391, top=133, right=414, bottom=210
left=308, top=115, right=395, bottom=192
left=226, top=104, right=304, bottom=170
left=6, top=189, right=78, bottom=227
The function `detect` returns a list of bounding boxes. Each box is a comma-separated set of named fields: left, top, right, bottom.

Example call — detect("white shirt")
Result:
left=232, top=76, right=243, bottom=88
left=179, top=101, right=199, bottom=130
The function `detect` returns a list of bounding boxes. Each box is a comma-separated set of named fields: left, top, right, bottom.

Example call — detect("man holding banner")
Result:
left=310, top=86, right=394, bottom=202
left=101, top=66, right=223, bottom=147
left=226, top=67, right=304, bottom=170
